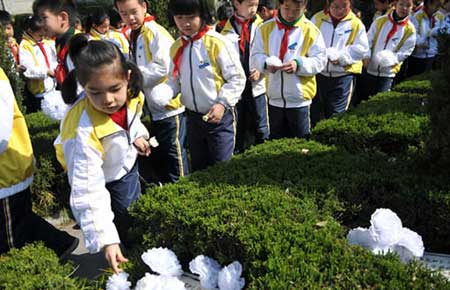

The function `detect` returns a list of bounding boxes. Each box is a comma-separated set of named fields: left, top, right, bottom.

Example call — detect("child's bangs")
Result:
left=169, top=0, right=201, bottom=15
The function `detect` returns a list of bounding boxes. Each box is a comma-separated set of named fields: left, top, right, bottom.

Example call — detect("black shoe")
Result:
left=59, top=237, right=79, bottom=260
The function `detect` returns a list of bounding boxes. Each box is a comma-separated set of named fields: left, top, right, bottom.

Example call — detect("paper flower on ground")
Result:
left=41, top=90, right=69, bottom=121
left=189, top=255, right=221, bottom=290
left=134, top=273, right=186, bottom=290
left=373, top=50, right=398, bottom=68
left=326, top=47, right=340, bottom=62
left=347, top=208, right=424, bottom=263
left=218, top=261, right=245, bottom=290
left=141, top=247, right=183, bottom=277
left=105, top=272, right=132, bottom=290
left=265, top=56, right=282, bottom=67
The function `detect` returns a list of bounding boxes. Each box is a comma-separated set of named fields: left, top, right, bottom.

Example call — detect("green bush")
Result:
left=25, top=112, right=70, bottom=217
left=0, top=243, right=94, bottom=290
left=313, top=89, right=430, bottom=154
left=129, top=139, right=450, bottom=288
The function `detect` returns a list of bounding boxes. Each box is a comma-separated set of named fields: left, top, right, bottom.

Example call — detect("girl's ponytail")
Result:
left=126, top=61, right=143, bottom=99
left=69, top=33, right=90, bottom=65
left=61, top=70, right=79, bottom=104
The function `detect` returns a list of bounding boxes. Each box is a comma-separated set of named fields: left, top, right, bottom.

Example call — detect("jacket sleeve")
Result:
left=139, top=27, right=174, bottom=90
left=251, top=27, right=269, bottom=73
left=366, top=21, right=377, bottom=59
left=339, top=24, right=370, bottom=65
left=65, top=124, right=120, bottom=253
left=0, top=77, right=14, bottom=154
left=296, top=31, right=327, bottom=76
left=19, top=47, right=48, bottom=79
left=411, top=16, right=427, bottom=47
left=216, top=38, right=246, bottom=108
left=395, top=28, right=417, bottom=63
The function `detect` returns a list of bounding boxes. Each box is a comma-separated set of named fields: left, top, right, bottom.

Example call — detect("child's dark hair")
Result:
left=114, top=0, right=147, bottom=9
left=22, top=15, right=45, bottom=32
left=62, top=34, right=143, bottom=104
left=0, top=10, right=13, bottom=27
left=258, top=0, right=276, bottom=11
left=278, top=0, right=308, bottom=5
left=85, top=8, right=109, bottom=33
left=32, top=0, right=77, bottom=26
left=167, top=0, right=216, bottom=27
left=108, top=9, right=123, bottom=29
left=217, top=1, right=234, bottom=21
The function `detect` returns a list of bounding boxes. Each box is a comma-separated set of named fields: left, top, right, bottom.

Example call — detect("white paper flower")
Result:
left=374, top=50, right=398, bottom=68
left=106, top=272, right=132, bottom=290
left=218, top=262, right=245, bottom=290
left=41, top=90, right=69, bottom=121
left=134, top=273, right=186, bottom=290
left=189, top=255, right=221, bottom=290
left=141, top=248, right=183, bottom=277
left=150, top=84, right=174, bottom=108
left=326, top=47, right=340, bottom=62
left=265, top=56, right=282, bottom=67
left=347, top=208, right=424, bottom=263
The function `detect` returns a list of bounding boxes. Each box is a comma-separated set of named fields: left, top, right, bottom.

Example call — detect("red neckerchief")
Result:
left=36, top=41, right=51, bottom=69
left=423, top=7, right=436, bottom=27
left=386, top=12, right=409, bottom=45
left=9, top=41, right=19, bottom=64
left=234, top=15, right=251, bottom=54
left=172, top=25, right=210, bottom=79
left=55, top=44, right=69, bottom=85
left=276, top=20, right=294, bottom=61
left=110, top=104, right=128, bottom=131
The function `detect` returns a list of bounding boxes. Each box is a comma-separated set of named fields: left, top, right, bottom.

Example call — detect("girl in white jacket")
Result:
left=55, top=35, right=150, bottom=274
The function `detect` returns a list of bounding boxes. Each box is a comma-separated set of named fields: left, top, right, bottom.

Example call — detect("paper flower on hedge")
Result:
left=347, top=208, right=424, bottom=263
left=189, top=255, right=221, bottom=290
left=106, top=272, right=132, bottom=290
left=41, top=90, right=69, bottom=121
left=134, top=273, right=186, bottom=290
left=137, top=247, right=186, bottom=290
left=218, top=261, right=245, bottom=290
left=373, top=50, right=398, bottom=68
left=265, top=56, right=283, bottom=67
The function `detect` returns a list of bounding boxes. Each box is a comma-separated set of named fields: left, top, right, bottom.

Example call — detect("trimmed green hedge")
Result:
left=312, top=80, right=431, bottom=154
left=0, top=243, right=94, bottom=290
left=128, top=139, right=450, bottom=288
left=25, top=112, right=69, bottom=217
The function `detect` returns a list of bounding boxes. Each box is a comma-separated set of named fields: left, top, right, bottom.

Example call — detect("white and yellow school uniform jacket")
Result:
left=19, top=34, right=57, bottom=97
left=165, top=29, right=246, bottom=114
left=221, top=15, right=266, bottom=97
left=251, top=15, right=327, bottom=108
left=367, top=12, right=416, bottom=77
left=411, top=8, right=445, bottom=58
left=125, top=16, right=184, bottom=121
left=88, top=28, right=130, bottom=57
left=312, top=10, right=369, bottom=77
left=0, top=68, right=34, bottom=199
left=54, top=92, right=149, bottom=253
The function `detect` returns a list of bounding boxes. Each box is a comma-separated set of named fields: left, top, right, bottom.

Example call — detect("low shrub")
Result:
left=0, top=243, right=94, bottom=290
left=129, top=139, right=450, bottom=288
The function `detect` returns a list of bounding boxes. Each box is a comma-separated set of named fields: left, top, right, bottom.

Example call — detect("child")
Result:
left=115, top=0, right=188, bottom=183
left=373, top=0, right=395, bottom=22
left=19, top=15, right=58, bottom=111
left=159, top=0, right=245, bottom=171
left=311, top=0, right=369, bottom=124
left=55, top=36, right=150, bottom=273
left=222, top=0, right=269, bottom=153
left=258, top=0, right=278, bottom=22
left=252, top=0, right=327, bottom=139
left=408, top=0, right=442, bottom=76
left=358, top=0, right=416, bottom=100
left=33, top=0, right=79, bottom=85
left=86, top=8, right=129, bottom=57
left=109, top=8, right=126, bottom=31
left=0, top=66, right=78, bottom=258
left=216, top=1, right=234, bottom=33
left=0, top=10, right=19, bottom=64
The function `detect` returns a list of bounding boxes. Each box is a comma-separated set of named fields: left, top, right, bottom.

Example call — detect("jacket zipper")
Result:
left=328, top=25, right=336, bottom=78
left=281, top=72, right=286, bottom=108
left=189, top=40, right=199, bottom=112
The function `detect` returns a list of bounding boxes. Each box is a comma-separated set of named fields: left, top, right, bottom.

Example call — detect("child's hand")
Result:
left=47, top=69, right=55, bottom=77
left=133, top=137, right=151, bottom=156
left=266, top=64, right=280, bottom=73
left=104, top=244, right=129, bottom=274
left=279, top=61, right=297, bottom=74
left=249, top=69, right=261, bottom=81
left=206, top=104, right=226, bottom=124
